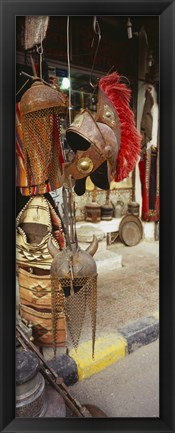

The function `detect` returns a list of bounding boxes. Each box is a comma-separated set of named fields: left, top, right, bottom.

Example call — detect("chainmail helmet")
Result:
left=64, top=87, right=121, bottom=195
left=20, top=80, right=68, bottom=190
left=48, top=236, right=98, bottom=357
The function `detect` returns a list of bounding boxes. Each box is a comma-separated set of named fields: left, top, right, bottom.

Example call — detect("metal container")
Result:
left=16, top=351, right=47, bottom=417
left=128, top=201, right=140, bottom=217
left=115, top=200, right=124, bottom=218
left=85, top=203, right=101, bottom=223
left=101, top=204, right=113, bottom=220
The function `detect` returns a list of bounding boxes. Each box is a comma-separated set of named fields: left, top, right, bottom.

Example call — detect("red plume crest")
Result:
left=99, top=72, right=141, bottom=182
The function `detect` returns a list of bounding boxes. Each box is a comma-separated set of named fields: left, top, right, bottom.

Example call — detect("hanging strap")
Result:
left=62, top=186, right=72, bottom=250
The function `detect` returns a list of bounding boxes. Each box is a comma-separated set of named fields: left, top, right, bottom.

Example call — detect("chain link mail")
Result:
left=51, top=276, right=97, bottom=358
left=51, top=276, right=65, bottom=357
left=21, top=108, right=64, bottom=191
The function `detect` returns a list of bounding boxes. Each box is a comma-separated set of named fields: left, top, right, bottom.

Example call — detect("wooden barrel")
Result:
left=20, top=304, right=66, bottom=347
left=127, top=201, right=140, bottom=217
left=119, top=214, right=143, bottom=246
left=85, top=203, right=101, bottom=223
left=101, top=205, right=113, bottom=221
left=16, top=351, right=47, bottom=417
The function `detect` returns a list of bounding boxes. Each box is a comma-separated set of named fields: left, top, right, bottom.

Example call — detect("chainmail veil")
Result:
left=20, top=81, right=68, bottom=192
left=50, top=275, right=97, bottom=358
left=64, top=275, right=97, bottom=358
left=49, top=234, right=98, bottom=358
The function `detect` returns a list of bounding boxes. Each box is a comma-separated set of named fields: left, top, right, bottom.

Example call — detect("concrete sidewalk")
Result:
left=46, top=239, right=159, bottom=385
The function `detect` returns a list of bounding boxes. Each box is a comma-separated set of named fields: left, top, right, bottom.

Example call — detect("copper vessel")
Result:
left=85, top=203, right=101, bottom=223
left=128, top=201, right=140, bottom=217
left=115, top=200, right=124, bottom=218
left=101, top=189, right=113, bottom=220
left=101, top=204, right=113, bottom=220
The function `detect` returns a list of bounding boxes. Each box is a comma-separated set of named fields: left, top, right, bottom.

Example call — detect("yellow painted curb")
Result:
left=69, top=334, right=127, bottom=380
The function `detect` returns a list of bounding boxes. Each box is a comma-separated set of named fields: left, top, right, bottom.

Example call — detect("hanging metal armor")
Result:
left=48, top=184, right=98, bottom=358
left=20, top=80, right=68, bottom=191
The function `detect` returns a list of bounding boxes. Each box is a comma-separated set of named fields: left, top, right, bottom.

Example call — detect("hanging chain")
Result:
left=36, top=44, right=43, bottom=80
left=67, top=16, right=72, bottom=125
left=89, top=16, right=101, bottom=90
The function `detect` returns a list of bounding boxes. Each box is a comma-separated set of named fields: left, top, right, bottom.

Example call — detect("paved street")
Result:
left=68, top=340, right=159, bottom=418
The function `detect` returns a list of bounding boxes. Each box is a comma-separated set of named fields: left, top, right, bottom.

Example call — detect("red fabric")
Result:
left=139, top=158, right=150, bottom=220
left=53, top=230, right=65, bottom=250
left=99, top=72, right=141, bottom=182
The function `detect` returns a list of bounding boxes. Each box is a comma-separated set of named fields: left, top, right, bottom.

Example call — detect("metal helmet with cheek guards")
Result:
left=64, top=88, right=121, bottom=195
left=64, top=72, right=141, bottom=195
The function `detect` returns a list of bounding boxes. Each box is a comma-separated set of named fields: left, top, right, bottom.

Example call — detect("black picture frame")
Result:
left=0, top=0, right=174, bottom=432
